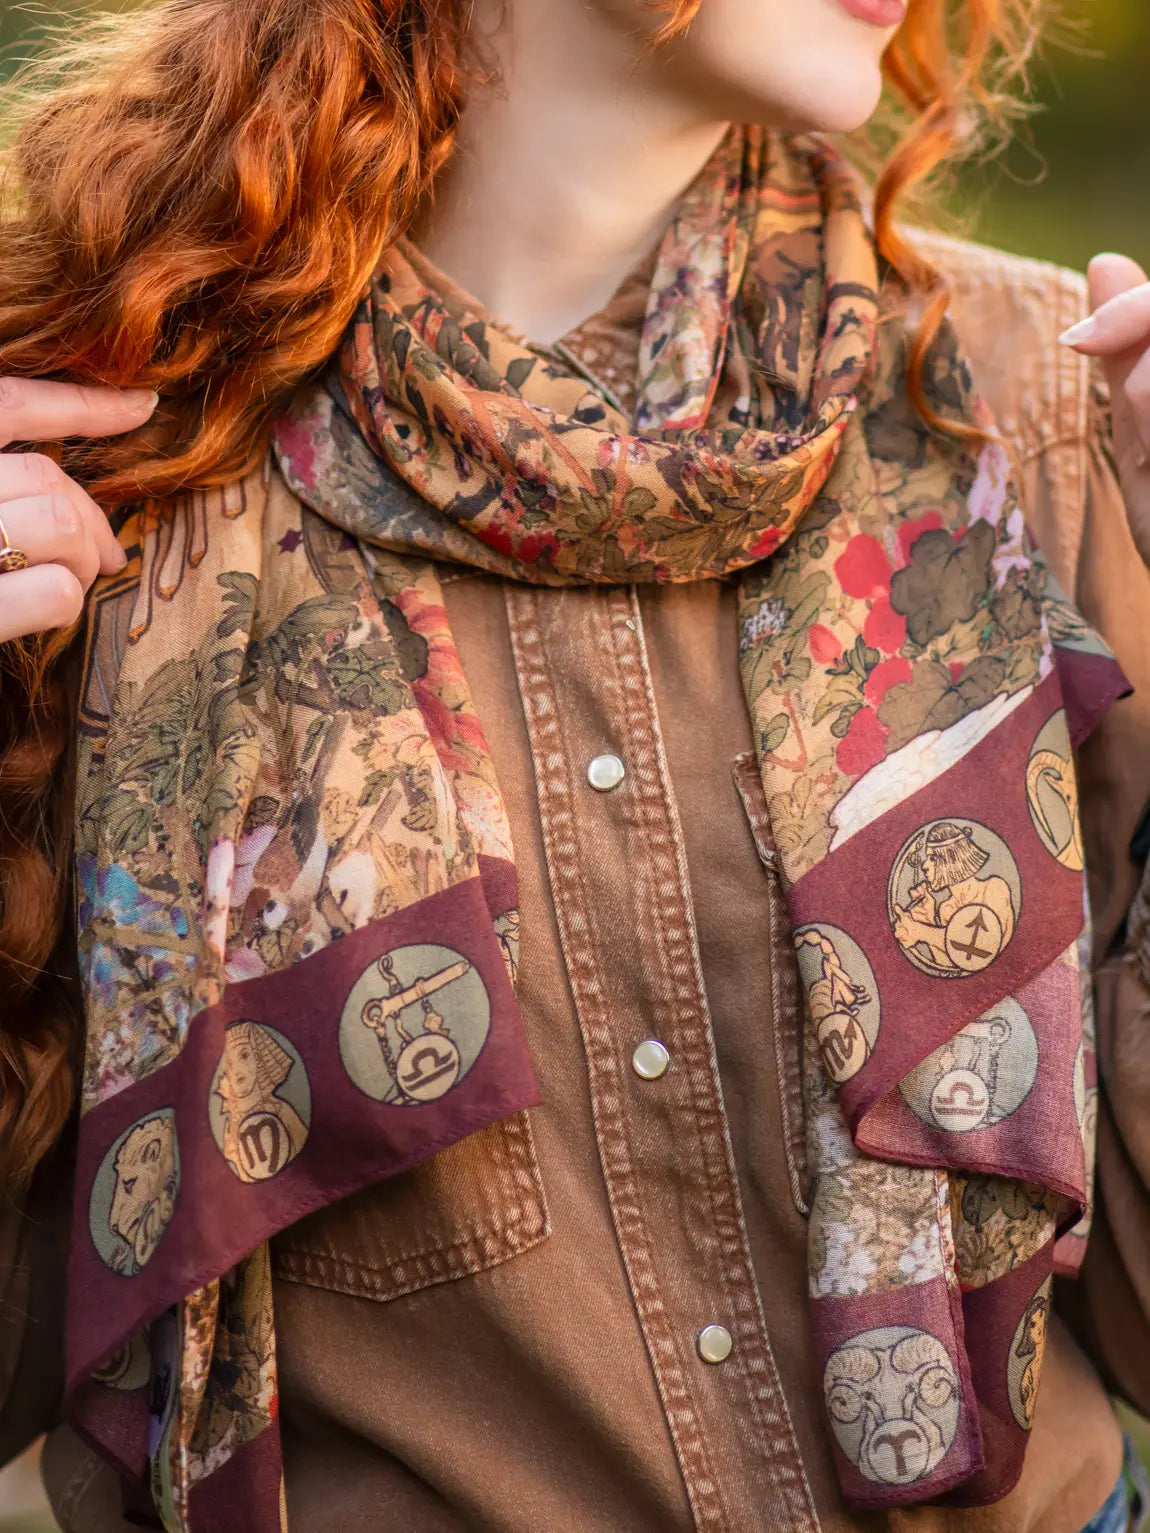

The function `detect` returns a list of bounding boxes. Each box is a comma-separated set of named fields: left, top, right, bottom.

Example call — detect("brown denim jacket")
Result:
left=8, top=231, right=1150, bottom=1533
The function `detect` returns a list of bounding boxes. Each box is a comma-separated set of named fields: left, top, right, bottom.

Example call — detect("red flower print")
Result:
left=747, top=525, right=785, bottom=561
left=863, top=595, right=907, bottom=655
left=514, top=529, right=561, bottom=564
left=836, top=706, right=889, bottom=778
left=274, top=417, right=318, bottom=491
left=835, top=534, right=892, bottom=600
left=482, top=521, right=514, bottom=557
left=864, top=655, right=913, bottom=707
left=808, top=623, right=843, bottom=664
left=896, top=510, right=944, bottom=566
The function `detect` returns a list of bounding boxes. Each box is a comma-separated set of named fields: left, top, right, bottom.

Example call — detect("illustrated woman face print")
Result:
left=210, top=1022, right=311, bottom=1184
left=226, top=1030, right=263, bottom=1102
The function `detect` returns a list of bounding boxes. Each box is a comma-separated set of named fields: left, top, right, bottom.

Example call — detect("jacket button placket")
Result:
left=506, top=582, right=820, bottom=1533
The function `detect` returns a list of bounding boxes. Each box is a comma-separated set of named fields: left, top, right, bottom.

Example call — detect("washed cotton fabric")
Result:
left=68, top=128, right=1123, bottom=1529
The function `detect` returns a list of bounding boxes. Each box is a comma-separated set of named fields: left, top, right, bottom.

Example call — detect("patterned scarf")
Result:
left=70, top=127, right=1125, bottom=1529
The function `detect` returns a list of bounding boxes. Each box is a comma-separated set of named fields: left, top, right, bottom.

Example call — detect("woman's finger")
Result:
left=1060, top=256, right=1150, bottom=355
left=1078, top=254, right=1150, bottom=462
left=0, top=377, right=157, bottom=449
left=0, top=562, right=85, bottom=643
left=1117, top=344, right=1150, bottom=464
left=0, top=452, right=125, bottom=574
left=1087, top=252, right=1147, bottom=312
left=0, top=493, right=104, bottom=592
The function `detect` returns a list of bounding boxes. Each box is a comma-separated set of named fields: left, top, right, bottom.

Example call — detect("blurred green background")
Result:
left=962, top=0, right=1150, bottom=270
left=0, top=0, right=1148, bottom=1529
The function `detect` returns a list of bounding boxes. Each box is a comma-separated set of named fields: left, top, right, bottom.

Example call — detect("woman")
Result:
left=2, top=0, right=1150, bottom=1528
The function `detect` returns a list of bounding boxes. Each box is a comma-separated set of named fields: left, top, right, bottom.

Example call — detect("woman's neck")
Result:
left=416, top=0, right=728, bottom=345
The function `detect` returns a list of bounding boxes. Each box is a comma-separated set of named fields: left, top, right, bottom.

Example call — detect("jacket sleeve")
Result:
left=912, top=225, right=1150, bottom=1408
left=0, top=1127, right=72, bottom=1464
left=1052, top=383, right=1150, bottom=1414
left=0, top=904, right=82, bottom=1462
left=1066, top=404, right=1150, bottom=957
left=1071, top=920, right=1150, bottom=1417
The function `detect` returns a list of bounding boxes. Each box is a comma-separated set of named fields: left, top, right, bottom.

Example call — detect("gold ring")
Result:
left=0, top=511, right=28, bottom=574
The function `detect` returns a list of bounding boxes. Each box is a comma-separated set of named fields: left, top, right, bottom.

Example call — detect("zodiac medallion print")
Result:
left=209, top=1021, right=311, bottom=1182
left=888, top=820, right=1021, bottom=978
left=88, top=1109, right=180, bottom=1276
left=794, top=924, right=881, bottom=1084
left=824, top=1326, right=960, bottom=1486
left=1026, top=711, right=1082, bottom=871
left=339, top=942, right=491, bottom=1105
left=92, top=1333, right=151, bottom=1391
left=1007, top=1277, right=1052, bottom=1431
left=899, top=998, right=1038, bottom=1133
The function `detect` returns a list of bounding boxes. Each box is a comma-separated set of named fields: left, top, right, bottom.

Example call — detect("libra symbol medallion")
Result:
left=898, top=997, right=1039, bottom=1133
left=339, top=942, right=492, bottom=1105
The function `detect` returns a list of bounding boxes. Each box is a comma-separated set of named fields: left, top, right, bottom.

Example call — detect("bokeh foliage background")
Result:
left=962, top=0, right=1150, bottom=269
left=0, top=0, right=1148, bottom=1529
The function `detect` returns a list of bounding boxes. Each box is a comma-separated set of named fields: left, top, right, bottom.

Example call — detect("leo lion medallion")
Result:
left=89, top=1109, right=180, bottom=1276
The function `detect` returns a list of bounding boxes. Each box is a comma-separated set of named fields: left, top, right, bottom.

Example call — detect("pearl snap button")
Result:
left=697, top=1325, right=733, bottom=1364
left=587, top=753, right=626, bottom=792
left=632, top=1040, right=670, bottom=1080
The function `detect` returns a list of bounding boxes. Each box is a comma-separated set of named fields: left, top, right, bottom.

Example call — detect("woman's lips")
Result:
left=834, top=0, right=908, bottom=25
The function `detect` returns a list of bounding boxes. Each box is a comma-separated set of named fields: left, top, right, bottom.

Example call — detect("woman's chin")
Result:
left=716, top=66, right=887, bottom=138
left=656, top=2, right=891, bottom=137
left=794, top=81, right=886, bottom=137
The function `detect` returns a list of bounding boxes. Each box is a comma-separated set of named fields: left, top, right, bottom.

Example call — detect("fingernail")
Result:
left=110, top=542, right=128, bottom=570
left=1059, top=316, right=1098, bottom=347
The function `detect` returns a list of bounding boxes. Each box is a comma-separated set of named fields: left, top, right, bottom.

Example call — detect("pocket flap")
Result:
left=273, top=1110, right=549, bottom=1302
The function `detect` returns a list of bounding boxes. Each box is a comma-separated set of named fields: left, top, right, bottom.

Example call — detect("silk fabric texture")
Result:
left=69, top=127, right=1119, bottom=1529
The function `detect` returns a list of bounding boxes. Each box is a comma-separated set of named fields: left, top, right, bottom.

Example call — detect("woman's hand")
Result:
left=1060, top=254, right=1150, bottom=565
left=0, top=378, right=157, bottom=644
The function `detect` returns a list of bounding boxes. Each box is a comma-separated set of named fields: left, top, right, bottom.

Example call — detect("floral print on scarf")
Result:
left=69, top=127, right=1123, bottom=1528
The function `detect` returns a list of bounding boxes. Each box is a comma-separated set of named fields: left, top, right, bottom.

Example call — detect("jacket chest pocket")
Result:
left=731, top=751, right=810, bottom=1218
left=271, top=1110, right=549, bottom=1302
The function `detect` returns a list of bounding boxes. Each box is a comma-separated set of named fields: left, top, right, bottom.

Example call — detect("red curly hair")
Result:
left=0, top=0, right=1043, bottom=1187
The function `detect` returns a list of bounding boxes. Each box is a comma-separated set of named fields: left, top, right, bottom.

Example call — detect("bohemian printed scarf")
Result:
left=69, top=127, right=1126, bottom=1529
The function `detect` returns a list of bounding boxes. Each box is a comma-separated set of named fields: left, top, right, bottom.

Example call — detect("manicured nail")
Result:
left=1059, top=316, right=1098, bottom=347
